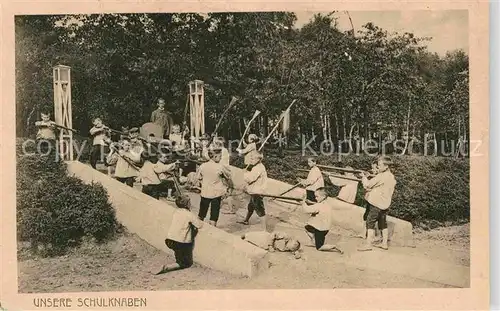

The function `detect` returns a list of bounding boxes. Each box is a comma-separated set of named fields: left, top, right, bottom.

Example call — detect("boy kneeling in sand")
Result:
left=154, top=195, right=203, bottom=275
left=241, top=231, right=302, bottom=259
left=302, top=187, right=343, bottom=253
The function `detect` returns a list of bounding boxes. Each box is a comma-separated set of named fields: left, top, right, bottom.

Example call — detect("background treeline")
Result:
left=16, top=12, right=469, bottom=155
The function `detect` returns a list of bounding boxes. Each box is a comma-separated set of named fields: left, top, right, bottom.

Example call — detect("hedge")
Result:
left=16, top=138, right=118, bottom=256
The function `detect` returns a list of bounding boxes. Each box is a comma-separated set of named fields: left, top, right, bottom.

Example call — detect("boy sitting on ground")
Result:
left=241, top=231, right=302, bottom=259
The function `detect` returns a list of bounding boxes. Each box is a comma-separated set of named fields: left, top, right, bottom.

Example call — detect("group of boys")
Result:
left=34, top=108, right=397, bottom=275
left=158, top=148, right=397, bottom=274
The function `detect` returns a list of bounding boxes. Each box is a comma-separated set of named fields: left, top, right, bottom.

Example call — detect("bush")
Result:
left=17, top=146, right=118, bottom=256
left=231, top=150, right=469, bottom=227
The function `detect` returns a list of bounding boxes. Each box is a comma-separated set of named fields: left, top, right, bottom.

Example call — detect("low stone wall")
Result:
left=66, top=161, right=269, bottom=277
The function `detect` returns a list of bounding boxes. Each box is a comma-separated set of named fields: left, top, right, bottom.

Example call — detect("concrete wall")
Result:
left=229, top=166, right=414, bottom=247
left=66, top=161, right=269, bottom=277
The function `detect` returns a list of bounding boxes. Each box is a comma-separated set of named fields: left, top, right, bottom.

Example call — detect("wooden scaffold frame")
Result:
left=53, top=65, right=73, bottom=161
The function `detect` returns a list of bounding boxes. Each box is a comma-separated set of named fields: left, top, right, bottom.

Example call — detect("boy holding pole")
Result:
left=89, top=117, right=110, bottom=169
left=297, top=157, right=324, bottom=203
left=236, top=133, right=260, bottom=169
left=237, top=153, right=268, bottom=230
left=106, top=137, right=141, bottom=187
left=35, top=111, right=57, bottom=155
left=358, top=156, right=396, bottom=251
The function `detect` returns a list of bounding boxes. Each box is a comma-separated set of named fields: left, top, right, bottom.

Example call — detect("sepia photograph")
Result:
left=0, top=2, right=490, bottom=309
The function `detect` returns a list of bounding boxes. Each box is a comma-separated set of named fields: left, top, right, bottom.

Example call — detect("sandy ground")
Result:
left=18, top=219, right=469, bottom=293
left=17, top=171, right=469, bottom=292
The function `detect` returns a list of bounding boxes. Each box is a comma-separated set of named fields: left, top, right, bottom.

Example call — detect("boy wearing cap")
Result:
left=237, top=153, right=268, bottom=230
left=237, top=133, right=260, bottom=169
left=34, top=111, right=57, bottom=155
left=154, top=195, right=203, bottom=275
left=358, top=156, right=396, bottom=251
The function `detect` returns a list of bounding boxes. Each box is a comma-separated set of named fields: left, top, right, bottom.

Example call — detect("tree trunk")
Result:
left=401, top=103, right=411, bottom=155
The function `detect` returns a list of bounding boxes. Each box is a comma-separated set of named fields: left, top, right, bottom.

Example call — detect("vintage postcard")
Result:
left=0, top=0, right=489, bottom=310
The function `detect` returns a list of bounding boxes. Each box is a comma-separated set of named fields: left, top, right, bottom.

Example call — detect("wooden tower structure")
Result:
left=53, top=65, right=73, bottom=161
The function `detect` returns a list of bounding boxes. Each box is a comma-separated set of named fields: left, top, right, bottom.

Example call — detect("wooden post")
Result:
left=53, top=65, right=73, bottom=161
left=189, top=80, right=205, bottom=139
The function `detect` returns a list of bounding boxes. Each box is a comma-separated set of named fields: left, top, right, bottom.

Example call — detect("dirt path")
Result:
left=18, top=219, right=469, bottom=293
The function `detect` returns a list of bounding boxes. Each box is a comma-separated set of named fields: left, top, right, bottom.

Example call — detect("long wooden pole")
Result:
left=297, top=168, right=362, bottom=182
left=258, top=99, right=297, bottom=152
left=212, top=96, right=238, bottom=138
left=316, top=164, right=367, bottom=174
left=270, top=182, right=302, bottom=201
left=251, top=192, right=303, bottom=201
left=237, top=110, right=261, bottom=149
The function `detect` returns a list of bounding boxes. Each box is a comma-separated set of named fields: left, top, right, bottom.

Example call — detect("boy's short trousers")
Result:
left=142, top=184, right=160, bottom=199
left=248, top=195, right=265, bottom=217
left=305, top=224, right=329, bottom=250
left=165, top=239, right=194, bottom=268
left=366, top=203, right=388, bottom=230
left=306, top=190, right=317, bottom=203
left=116, top=176, right=135, bottom=187
left=362, top=201, right=371, bottom=221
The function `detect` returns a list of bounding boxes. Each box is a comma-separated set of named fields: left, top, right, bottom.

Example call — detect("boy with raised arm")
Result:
left=236, top=133, right=260, bottom=169
left=358, top=156, right=396, bottom=251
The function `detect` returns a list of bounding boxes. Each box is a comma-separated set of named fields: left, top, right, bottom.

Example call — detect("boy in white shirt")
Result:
left=328, top=166, right=359, bottom=204
left=106, top=138, right=141, bottom=187
left=358, top=156, right=396, bottom=251
left=237, top=153, right=268, bottom=230
left=155, top=153, right=179, bottom=200
left=89, top=117, right=110, bottom=169
left=34, top=112, right=57, bottom=155
left=138, top=152, right=179, bottom=200
left=298, top=157, right=324, bottom=203
left=236, top=133, right=260, bottom=169
left=302, top=187, right=343, bottom=253
left=169, top=124, right=185, bottom=151
left=155, top=195, right=203, bottom=275
left=196, top=149, right=232, bottom=227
